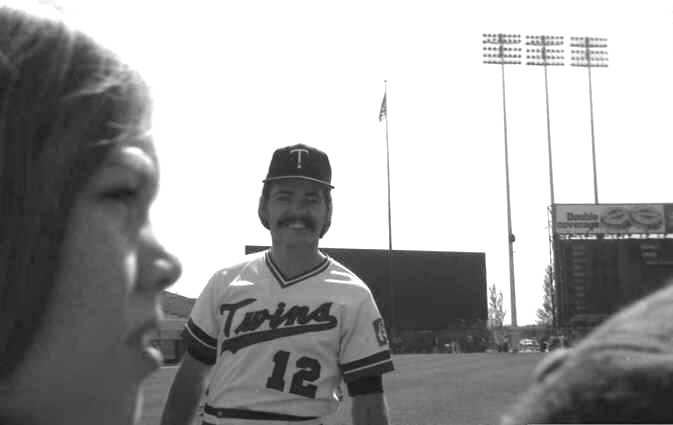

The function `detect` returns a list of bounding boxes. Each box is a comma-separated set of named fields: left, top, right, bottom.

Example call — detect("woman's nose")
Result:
left=140, top=228, right=182, bottom=292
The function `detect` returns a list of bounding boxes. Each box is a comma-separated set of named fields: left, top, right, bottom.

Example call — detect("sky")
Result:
left=57, top=0, right=673, bottom=325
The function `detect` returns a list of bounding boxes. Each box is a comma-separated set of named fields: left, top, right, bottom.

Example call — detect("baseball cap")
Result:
left=263, top=143, right=334, bottom=188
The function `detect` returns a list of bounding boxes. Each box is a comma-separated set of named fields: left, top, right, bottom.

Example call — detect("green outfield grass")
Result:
left=141, top=352, right=544, bottom=425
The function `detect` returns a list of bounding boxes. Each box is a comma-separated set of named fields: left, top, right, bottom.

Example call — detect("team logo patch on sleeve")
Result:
left=373, top=318, right=388, bottom=346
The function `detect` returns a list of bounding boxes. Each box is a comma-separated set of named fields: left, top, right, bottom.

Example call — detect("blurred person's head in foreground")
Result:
left=0, top=4, right=181, bottom=424
left=501, top=281, right=673, bottom=424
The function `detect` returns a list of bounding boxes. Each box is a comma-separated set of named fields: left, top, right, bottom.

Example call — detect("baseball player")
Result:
left=161, top=144, right=394, bottom=425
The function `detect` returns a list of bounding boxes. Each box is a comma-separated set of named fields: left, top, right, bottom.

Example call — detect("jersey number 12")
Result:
left=266, top=350, right=321, bottom=398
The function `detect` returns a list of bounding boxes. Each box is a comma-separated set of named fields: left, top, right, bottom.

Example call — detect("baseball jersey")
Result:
left=182, top=250, right=394, bottom=424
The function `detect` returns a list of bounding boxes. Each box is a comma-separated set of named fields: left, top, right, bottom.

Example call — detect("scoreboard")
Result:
left=552, top=203, right=673, bottom=327
left=554, top=236, right=673, bottom=327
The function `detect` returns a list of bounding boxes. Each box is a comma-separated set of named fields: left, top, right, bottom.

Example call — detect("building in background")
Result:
left=152, top=291, right=195, bottom=364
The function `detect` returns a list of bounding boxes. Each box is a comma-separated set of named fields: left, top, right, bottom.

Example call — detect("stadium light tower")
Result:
left=482, top=33, right=521, bottom=327
left=571, top=36, right=608, bottom=204
left=526, top=35, right=564, bottom=329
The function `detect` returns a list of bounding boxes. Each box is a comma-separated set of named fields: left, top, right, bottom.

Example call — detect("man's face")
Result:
left=262, top=178, right=330, bottom=247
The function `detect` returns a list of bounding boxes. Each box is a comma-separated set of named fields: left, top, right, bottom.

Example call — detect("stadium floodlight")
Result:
left=571, top=36, right=609, bottom=204
left=526, top=35, right=564, bottom=329
left=482, top=33, right=521, bottom=327
left=482, top=33, right=522, bottom=65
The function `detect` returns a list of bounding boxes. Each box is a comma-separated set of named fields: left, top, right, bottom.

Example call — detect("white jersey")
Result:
left=183, top=250, right=394, bottom=424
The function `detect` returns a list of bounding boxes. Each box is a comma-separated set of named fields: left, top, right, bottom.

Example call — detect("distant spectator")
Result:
left=465, top=334, right=475, bottom=352
left=501, top=281, right=673, bottom=424
left=547, top=336, right=563, bottom=351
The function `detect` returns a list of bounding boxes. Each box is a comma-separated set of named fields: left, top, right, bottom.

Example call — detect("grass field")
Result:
left=141, top=352, right=544, bottom=425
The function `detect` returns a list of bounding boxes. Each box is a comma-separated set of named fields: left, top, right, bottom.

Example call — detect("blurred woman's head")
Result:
left=0, top=5, right=181, bottom=424
left=501, top=281, right=673, bottom=425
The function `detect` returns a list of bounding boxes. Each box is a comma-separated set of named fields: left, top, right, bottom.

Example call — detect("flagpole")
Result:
left=382, top=80, right=395, bottom=334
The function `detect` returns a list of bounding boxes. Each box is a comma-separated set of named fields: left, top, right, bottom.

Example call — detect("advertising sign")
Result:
left=665, top=204, right=673, bottom=234
left=554, top=204, right=669, bottom=235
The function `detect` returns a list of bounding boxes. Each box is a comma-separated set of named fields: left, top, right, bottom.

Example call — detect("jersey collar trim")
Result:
left=265, top=251, right=330, bottom=288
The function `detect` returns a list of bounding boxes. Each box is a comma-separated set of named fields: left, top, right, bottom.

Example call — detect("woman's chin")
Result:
left=131, top=388, right=144, bottom=425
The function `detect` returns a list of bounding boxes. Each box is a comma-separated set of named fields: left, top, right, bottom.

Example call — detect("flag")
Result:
left=378, top=92, right=387, bottom=122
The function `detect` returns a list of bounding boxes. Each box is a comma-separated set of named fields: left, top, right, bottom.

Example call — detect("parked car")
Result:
left=519, top=338, right=540, bottom=352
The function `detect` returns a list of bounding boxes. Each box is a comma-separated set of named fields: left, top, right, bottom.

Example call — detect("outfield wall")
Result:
left=246, top=246, right=487, bottom=331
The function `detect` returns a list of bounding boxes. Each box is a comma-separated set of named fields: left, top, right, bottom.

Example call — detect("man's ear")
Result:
left=320, top=199, right=332, bottom=238
left=258, top=196, right=270, bottom=230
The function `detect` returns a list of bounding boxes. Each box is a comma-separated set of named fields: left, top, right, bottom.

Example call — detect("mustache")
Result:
left=277, top=215, right=317, bottom=231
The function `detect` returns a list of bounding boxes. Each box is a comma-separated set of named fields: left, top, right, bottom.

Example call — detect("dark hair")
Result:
left=258, top=181, right=332, bottom=237
left=502, top=281, right=673, bottom=425
left=0, top=6, right=151, bottom=378
left=501, top=352, right=673, bottom=424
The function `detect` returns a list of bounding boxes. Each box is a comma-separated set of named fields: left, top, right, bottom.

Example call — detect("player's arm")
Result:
left=160, top=351, right=212, bottom=425
left=340, top=286, right=395, bottom=425
left=349, top=375, right=391, bottom=425
left=161, top=271, right=222, bottom=425
left=352, top=393, right=391, bottom=425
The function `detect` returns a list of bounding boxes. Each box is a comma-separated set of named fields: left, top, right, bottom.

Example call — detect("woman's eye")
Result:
left=102, top=187, right=139, bottom=202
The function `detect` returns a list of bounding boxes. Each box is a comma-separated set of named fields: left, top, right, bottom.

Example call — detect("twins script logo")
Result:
left=218, top=298, right=337, bottom=354
left=289, top=148, right=309, bottom=169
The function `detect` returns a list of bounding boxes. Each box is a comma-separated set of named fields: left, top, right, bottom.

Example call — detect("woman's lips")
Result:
left=125, top=319, right=163, bottom=367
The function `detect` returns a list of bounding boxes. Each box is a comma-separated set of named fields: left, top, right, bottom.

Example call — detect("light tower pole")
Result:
left=525, top=35, right=564, bottom=206
left=571, top=37, right=608, bottom=204
left=526, top=35, right=564, bottom=328
left=482, top=33, right=521, bottom=327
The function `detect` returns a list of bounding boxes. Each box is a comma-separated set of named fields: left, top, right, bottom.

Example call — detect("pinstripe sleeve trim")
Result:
left=340, top=350, right=394, bottom=382
left=341, top=350, right=391, bottom=373
left=185, top=319, right=217, bottom=349
left=342, top=360, right=394, bottom=382
left=182, top=320, right=217, bottom=365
